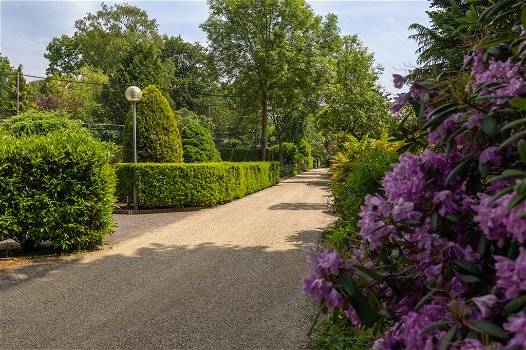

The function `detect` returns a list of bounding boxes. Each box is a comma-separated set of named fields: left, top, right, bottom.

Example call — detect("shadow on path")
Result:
left=268, top=202, right=329, bottom=211
left=0, top=229, right=322, bottom=349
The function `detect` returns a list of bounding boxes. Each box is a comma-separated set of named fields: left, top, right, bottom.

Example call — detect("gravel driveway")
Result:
left=0, top=169, right=335, bottom=349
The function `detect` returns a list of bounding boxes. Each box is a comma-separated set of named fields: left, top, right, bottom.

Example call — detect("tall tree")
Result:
left=0, top=54, right=14, bottom=118
left=45, top=3, right=160, bottom=76
left=36, top=66, right=109, bottom=123
left=408, top=0, right=492, bottom=74
left=101, top=41, right=168, bottom=125
left=316, top=35, right=393, bottom=140
left=161, top=35, right=218, bottom=115
left=1, top=64, right=37, bottom=118
left=201, top=0, right=321, bottom=160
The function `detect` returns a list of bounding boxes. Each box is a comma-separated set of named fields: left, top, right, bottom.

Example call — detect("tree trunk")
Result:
left=260, top=90, right=268, bottom=161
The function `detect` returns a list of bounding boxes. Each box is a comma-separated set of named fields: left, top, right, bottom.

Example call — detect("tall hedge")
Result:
left=219, top=148, right=260, bottom=162
left=115, top=162, right=279, bottom=208
left=181, top=123, right=222, bottom=163
left=122, top=85, right=183, bottom=163
left=0, top=129, right=115, bottom=251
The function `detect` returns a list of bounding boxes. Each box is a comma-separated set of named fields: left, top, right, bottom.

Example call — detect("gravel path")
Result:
left=0, top=169, right=335, bottom=349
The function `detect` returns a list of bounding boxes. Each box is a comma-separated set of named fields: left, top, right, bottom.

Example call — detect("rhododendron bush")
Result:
left=305, top=2, right=526, bottom=349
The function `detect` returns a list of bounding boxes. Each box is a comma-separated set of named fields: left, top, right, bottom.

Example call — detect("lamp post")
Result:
left=125, top=86, right=142, bottom=210
left=270, top=136, right=276, bottom=161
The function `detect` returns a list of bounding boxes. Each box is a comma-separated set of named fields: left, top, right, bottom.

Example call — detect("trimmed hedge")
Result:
left=0, top=129, right=115, bottom=251
left=115, top=162, right=279, bottom=208
left=219, top=148, right=260, bottom=162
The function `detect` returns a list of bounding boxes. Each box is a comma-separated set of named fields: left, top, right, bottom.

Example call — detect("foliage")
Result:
left=181, top=123, right=221, bottom=163
left=115, top=161, right=279, bottom=208
left=316, top=35, right=394, bottom=141
left=35, top=66, right=109, bottom=123
left=298, top=138, right=314, bottom=168
left=161, top=35, right=218, bottom=115
left=122, top=85, right=183, bottom=163
left=0, top=54, right=14, bottom=119
left=219, top=148, right=260, bottom=162
left=328, top=135, right=403, bottom=249
left=408, top=0, right=479, bottom=72
left=0, top=64, right=37, bottom=118
left=269, top=142, right=298, bottom=164
left=310, top=314, right=374, bottom=350
left=304, top=2, right=526, bottom=349
left=102, top=41, right=169, bottom=125
left=45, top=3, right=160, bottom=76
left=175, top=108, right=215, bottom=133
left=0, top=128, right=115, bottom=251
left=201, top=0, right=324, bottom=159
left=0, top=109, right=81, bottom=136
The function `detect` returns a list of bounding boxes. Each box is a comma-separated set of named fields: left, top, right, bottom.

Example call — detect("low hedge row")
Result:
left=115, top=162, right=280, bottom=208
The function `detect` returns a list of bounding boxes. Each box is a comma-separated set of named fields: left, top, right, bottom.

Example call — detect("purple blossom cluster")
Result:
left=303, top=249, right=344, bottom=308
left=305, top=24, right=526, bottom=350
left=473, top=193, right=526, bottom=245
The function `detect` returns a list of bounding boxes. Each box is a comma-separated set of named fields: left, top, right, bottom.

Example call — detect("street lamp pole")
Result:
left=125, top=86, right=142, bottom=210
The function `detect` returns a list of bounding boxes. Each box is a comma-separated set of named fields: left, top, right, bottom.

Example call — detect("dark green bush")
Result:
left=219, top=148, right=260, bottom=162
left=269, top=142, right=299, bottom=164
left=115, top=162, right=279, bottom=208
left=0, top=109, right=80, bottom=136
left=0, top=129, right=115, bottom=251
left=181, top=123, right=221, bottom=163
left=122, top=85, right=183, bottom=163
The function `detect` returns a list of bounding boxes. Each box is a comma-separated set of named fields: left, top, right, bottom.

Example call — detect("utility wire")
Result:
left=9, top=71, right=244, bottom=98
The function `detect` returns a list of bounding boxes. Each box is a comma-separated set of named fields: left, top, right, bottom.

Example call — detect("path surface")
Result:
left=0, top=169, right=335, bottom=349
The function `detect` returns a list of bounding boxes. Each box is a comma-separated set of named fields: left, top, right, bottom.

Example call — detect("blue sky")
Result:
left=0, top=0, right=430, bottom=95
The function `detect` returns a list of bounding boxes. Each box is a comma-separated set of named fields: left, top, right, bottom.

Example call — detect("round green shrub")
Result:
left=0, top=109, right=82, bottom=136
left=0, top=128, right=115, bottom=251
left=122, top=85, right=183, bottom=163
left=181, top=123, right=221, bottom=163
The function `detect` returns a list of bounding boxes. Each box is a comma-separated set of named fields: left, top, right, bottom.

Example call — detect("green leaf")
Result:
left=445, top=214, right=459, bottom=223
left=510, top=98, right=526, bottom=110
left=445, top=155, right=474, bottom=186
left=481, top=113, right=498, bottom=138
left=477, top=236, right=489, bottom=256
left=421, top=321, right=450, bottom=335
left=415, top=290, right=440, bottom=311
left=339, top=271, right=376, bottom=328
left=478, top=162, right=491, bottom=177
left=488, top=169, right=526, bottom=182
left=468, top=320, right=509, bottom=340
left=422, top=104, right=462, bottom=131
left=353, top=265, right=384, bottom=282
left=439, top=327, right=458, bottom=350
left=453, top=260, right=481, bottom=276
left=500, top=130, right=526, bottom=149
left=459, top=274, right=480, bottom=283
left=501, top=117, right=526, bottom=131
left=473, top=94, right=511, bottom=101
left=508, top=193, right=526, bottom=209
left=521, top=8, right=526, bottom=31
left=518, top=140, right=526, bottom=163
left=431, top=210, right=439, bottom=231
left=502, top=297, right=526, bottom=318
left=489, top=186, right=514, bottom=204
